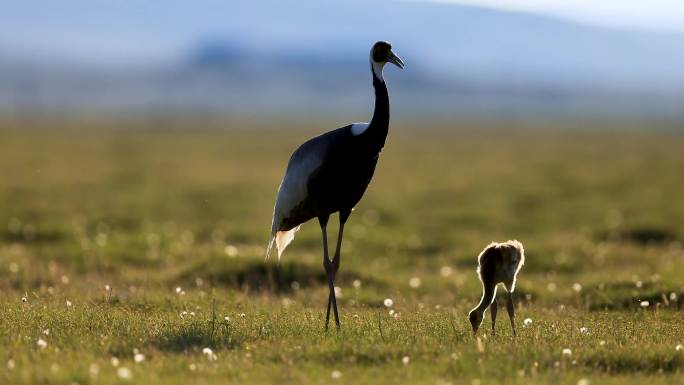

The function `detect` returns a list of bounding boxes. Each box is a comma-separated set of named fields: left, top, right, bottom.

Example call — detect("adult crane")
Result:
left=268, top=41, right=404, bottom=330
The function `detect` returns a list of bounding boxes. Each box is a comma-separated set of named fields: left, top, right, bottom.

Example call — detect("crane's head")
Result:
left=370, top=41, right=404, bottom=81
left=468, top=308, right=484, bottom=334
left=371, top=41, right=404, bottom=69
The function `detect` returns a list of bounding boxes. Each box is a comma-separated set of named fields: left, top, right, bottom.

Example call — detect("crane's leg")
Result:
left=327, top=209, right=350, bottom=329
left=506, top=291, right=516, bottom=336
left=490, top=298, right=498, bottom=336
left=318, top=214, right=334, bottom=331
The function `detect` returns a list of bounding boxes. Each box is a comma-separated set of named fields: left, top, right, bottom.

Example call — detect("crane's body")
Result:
left=272, top=124, right=381, bottom=237
left=268, top=41, right=403, bottom=330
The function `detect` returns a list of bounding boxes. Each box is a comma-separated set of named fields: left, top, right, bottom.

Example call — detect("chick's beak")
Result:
left=387, top=50, right=405, bottom=69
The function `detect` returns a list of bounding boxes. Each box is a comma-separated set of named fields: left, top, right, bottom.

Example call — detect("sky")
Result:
left=1, top=0, right=682, bottom=118
left=420, top=0, right=684, bottom=31
left=1, top=0, right=683, bottom=67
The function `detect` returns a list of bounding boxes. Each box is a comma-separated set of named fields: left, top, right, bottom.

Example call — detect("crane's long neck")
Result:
left=472, top=283, right=497, bottom=315
left=362, top=61, right=390, bottom=152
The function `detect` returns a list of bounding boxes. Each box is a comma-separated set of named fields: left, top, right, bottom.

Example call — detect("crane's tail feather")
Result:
left=266, top=236, right=276, bottom=261
left=266, top=226, right=301, bottom=260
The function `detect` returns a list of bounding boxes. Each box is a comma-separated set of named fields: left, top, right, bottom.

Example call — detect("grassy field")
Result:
left=1, top=119, right=683, bottom=385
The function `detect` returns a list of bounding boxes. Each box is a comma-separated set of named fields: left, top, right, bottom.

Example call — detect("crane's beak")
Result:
left=387, top=50, right=405, bottom=69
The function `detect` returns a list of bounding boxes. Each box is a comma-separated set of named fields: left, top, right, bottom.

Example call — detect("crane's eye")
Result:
left=372, top=46, right=385, bottom=62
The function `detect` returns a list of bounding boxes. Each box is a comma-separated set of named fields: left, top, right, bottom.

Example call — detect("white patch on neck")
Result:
left=371, top=60, right=385, bottom=83
left=369, top=45, right=387, bottom=82
left=351, top=122, right=369, bottom=136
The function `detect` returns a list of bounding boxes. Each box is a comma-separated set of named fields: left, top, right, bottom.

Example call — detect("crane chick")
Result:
left=468, top=240, right=525, bottom=336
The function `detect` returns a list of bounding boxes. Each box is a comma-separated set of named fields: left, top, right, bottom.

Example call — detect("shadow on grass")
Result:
left=315, top=347, right=410, bottom=366
left=599, top=226, right=678, bottom=245
left=152, top=321, right=241, bottom=352
left=583, top=351, right=684, bottom=373
left=584, top=282, right=682, bottom=311
left=0, top=228, right=65, bottom=243
left=176, top=260, right=385, bottom=294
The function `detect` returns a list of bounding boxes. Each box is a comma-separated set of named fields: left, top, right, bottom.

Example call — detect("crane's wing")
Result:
left=267, top=134, right=331, bottom=259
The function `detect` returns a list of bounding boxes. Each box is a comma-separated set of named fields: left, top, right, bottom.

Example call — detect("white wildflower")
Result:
left=117, top=367, right=132, bottom=379
left=224, top=245, right=238, bottom=257
left=523, top=318, right=533, bottom=327
left=402, top=356, right=410, bottom=365
left=37, top=338, right=47, bottom=349
left=202, top=347, right=217, bottom=361
left=383, top=298, right=394, bottom=308
left=562, top=348, right=572, bottom=356
left=331, top=370, right=342, bottom=379
left=409, top=277, right=422, bottom=288
left=440, top=266, right=452, bottom=277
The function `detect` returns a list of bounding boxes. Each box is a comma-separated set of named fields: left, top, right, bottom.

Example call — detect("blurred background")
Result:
left=1, top=0, right=683, bottom=122
left=2, top=4, right=684, bottom=383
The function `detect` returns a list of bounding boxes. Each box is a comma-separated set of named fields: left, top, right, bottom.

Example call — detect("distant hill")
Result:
left=0, top=0, right=683, bottom=120
left=227, top=0, right=684, bottom=88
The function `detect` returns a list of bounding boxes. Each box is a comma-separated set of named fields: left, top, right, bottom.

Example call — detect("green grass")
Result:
left=1, top=119, right=683, bottom=384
